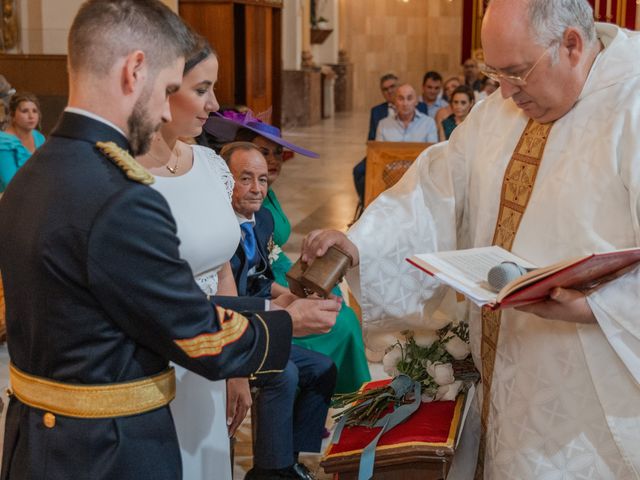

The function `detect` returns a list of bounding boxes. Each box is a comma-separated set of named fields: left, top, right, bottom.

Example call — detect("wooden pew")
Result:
left=364, top=141, right=432, bottom=207
left=349, top=141, right=432, bottom=322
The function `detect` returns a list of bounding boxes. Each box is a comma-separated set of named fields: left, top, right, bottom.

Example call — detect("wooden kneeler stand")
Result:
left=321, top=380, right=466, bottom=480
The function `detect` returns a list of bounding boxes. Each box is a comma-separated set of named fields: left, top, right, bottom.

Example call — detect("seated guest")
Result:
left=376, top=83, right=438, bottom=143
left=434, top=76, right=462, bottom=128
left=475, top=76, right=500, bottom=101
left=417, top=71, right=448, bottom=119
left=204, top=112, right=371, bottom=395
left=222, top=141, right=337, bottom=480
left=0, top=74, right=16, bottom=130
left=0, top=92, right=45, bottom=192
left=438, top=85, right=475, bottom=141
left=353, top=72, right=399, bottom=204
left=367, top=73, right=398, bottom=141
left=463, top=57, right=483, bottom=91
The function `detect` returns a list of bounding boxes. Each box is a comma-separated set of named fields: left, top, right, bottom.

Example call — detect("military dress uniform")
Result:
left=0, top=112, right=292, bottom=480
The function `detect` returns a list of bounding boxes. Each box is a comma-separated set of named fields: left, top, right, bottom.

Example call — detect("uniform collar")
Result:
left=51, top=111, right=131, bottom=152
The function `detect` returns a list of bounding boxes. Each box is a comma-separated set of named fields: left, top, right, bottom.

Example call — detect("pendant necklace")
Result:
left=166, top=147, right=180, bottom=174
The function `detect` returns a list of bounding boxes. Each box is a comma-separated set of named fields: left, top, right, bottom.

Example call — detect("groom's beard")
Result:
left=128, top=88, right=161, bottom=157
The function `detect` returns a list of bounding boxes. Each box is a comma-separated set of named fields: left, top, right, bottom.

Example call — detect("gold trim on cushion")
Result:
left=9, top=364, right=175, bottom=419
left=322, top=394, right=466, bottom=460
left=174, top=307, right=249, bottom=358
left=475, top=119, right=554, bottom=479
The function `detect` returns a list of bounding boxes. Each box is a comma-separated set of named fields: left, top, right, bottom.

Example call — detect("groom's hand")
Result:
left=285, top=297, right=341, bottom=337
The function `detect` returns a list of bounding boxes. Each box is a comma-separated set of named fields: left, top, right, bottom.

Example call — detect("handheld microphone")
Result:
left=487, top=261, right=534, bottom=291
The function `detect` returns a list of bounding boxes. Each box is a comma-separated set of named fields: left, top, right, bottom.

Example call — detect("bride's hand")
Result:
left=226, top=378, right=252, bottom=437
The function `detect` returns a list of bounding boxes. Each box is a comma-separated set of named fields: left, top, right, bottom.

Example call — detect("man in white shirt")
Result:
left=376, top=83, right=438, bottom=143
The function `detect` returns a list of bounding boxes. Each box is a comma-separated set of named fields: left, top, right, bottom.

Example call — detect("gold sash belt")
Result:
left=9, top=363, right=176, bottom=418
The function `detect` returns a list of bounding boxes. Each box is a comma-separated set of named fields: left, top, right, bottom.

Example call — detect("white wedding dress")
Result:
left=152, top=144, right=240, bottom=480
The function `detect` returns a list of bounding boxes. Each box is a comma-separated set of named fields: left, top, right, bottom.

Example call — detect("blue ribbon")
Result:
left=332, top=375, right=422, bottom=480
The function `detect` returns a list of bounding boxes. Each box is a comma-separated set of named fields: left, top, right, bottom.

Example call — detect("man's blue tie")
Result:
left=240, top=222, right=259, bottom=269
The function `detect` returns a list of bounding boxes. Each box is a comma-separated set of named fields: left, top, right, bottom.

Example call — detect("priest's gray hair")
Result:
left=68, top=0, right=196, bottom=76
left=527, top=0, right=597, bottom=61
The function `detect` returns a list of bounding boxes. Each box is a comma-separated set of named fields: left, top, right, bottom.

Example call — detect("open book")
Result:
left=407, top=246, right=640, bottom=309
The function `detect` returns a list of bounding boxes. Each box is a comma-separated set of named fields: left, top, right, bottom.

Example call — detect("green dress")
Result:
left=264, top=188, right=371, bottom=394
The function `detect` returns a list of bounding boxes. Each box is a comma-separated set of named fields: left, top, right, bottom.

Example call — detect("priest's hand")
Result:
left=226, top=377, right=252, bottom=437
left=285, top=297, right=341, bottom=337
left=302, top=229, right=360, bottom=267
left=516, top=287, right=597, bottom=324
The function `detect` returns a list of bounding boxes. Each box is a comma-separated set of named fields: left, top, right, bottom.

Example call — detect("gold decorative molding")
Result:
left=1, top=0, right=19, bottom=52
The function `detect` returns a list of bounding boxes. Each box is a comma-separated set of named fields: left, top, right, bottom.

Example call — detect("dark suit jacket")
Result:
left=230, top=207, right=275, bottom=298
left=416, top=101, right=428, bottom=116
left=368, top=102, right=392, bottom=141
left=0, top=112, right=291, bottom=480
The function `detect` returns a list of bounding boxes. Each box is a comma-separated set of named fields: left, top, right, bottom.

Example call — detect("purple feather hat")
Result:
left=203, top=111, right=319, bottom=158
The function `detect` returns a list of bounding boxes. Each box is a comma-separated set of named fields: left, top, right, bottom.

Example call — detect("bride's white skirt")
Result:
left=171, top=364, right=231, bottom=480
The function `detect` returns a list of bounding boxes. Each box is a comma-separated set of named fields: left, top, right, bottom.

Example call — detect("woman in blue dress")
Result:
left=0, top=92, right=45, bottom=192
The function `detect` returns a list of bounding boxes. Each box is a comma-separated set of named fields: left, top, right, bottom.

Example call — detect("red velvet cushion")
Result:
left=325, top=379, right=462, bottom=458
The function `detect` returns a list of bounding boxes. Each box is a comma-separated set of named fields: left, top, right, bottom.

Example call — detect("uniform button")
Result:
left=43, top=412, right=56, bottom=428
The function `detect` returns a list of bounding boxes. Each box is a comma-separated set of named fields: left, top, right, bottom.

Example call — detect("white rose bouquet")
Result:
left=332, top=323, right=477, bottom=427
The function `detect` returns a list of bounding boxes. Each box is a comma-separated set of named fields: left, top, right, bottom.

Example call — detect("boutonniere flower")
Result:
left=267, top=236, right=282, bottom=265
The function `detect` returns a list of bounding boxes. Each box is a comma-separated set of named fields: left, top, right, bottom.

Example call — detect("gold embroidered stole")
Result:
left=474, top=119, right=554, bottom=479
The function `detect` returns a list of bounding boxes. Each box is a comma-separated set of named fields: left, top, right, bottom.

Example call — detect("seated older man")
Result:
left=221, top=141, right=337, bottom=480
left=375, top=83, right=438, bottom=143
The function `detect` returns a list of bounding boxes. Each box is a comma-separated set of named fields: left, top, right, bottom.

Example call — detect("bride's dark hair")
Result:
left=184, top=33, right=216, bottom=74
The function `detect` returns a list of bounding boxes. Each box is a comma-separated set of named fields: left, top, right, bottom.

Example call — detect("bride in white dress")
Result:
left=138, top=38, right=249, bottom=480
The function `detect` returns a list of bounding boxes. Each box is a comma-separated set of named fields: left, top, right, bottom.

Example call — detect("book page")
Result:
left=412, top=246, right=537, bottom=306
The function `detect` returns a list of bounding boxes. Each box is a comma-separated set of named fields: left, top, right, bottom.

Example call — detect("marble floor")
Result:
left=274, top=110, right=369, bottom=260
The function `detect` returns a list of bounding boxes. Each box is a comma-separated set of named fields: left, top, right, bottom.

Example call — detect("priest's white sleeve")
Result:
left=345, top=141, right=463, bottom=341
left=580, top=108, right=640, bottom=472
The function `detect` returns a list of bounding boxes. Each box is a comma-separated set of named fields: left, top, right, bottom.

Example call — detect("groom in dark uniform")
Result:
left=0, top=1, right=338, bottom=479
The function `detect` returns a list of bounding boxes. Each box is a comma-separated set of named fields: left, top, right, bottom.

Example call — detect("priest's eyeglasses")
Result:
left=480, top=47, right=552, bottom=87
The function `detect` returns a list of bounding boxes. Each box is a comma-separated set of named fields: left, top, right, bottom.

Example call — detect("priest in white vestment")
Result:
left=303, top=1, right=640, bottom=478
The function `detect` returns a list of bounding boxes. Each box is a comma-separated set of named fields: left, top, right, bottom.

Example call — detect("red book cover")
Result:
left=496, top=249, right=640, bottom=309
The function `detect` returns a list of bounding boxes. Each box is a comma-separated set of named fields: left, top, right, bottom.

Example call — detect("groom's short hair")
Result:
left=68, top=0, right=196, bottom=76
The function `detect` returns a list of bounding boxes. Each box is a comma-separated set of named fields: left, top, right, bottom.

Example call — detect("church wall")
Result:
left=338, top=0, right=463, bottom=111
left=15, top=0, right=177, bottom=55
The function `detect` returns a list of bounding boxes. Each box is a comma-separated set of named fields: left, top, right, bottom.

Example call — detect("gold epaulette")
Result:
left=96, top=141, right=154, bottom=185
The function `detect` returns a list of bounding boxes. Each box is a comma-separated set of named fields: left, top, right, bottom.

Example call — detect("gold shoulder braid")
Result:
left=96, top=141, right=155, bottom=185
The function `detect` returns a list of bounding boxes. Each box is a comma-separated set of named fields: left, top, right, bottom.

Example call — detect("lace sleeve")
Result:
left=203, top=147, right=235, bottom=203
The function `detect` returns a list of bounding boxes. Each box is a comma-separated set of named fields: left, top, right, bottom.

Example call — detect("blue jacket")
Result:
left=230, top=207, right=276, bottom=298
